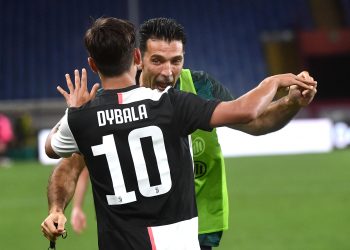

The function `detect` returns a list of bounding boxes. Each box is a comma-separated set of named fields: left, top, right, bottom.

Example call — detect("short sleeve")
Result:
left=169, top=88, right=220, bottom=136
left=51, top=112, right=79, bottom=158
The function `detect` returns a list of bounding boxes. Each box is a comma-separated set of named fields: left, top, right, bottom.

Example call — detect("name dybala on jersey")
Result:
left=51, top=85, right=220, bottom=250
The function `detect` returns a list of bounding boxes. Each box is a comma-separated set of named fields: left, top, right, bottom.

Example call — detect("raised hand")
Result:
left=57, top=68, right=100, bottom=108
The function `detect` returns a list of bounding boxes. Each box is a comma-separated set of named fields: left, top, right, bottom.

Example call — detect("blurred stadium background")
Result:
left=0, top=0, right=350, bottom=249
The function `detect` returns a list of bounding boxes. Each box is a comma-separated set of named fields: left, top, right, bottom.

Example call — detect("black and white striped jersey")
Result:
left=51, top=85, right=220, bottom=250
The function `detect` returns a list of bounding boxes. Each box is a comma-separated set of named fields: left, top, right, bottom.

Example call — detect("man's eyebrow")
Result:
left=150, top=54, right=183, bottom=60
left=171, top=55, right=183, bottom=60
left=150, top=54, right=164, bottom=58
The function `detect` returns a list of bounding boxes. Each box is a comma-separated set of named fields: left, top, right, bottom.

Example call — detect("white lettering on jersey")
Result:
left=97, top=111, right=106, bottom=126
left=97, top=104, right=148, bottom=127
left=91, top=126, right=172, bottom=205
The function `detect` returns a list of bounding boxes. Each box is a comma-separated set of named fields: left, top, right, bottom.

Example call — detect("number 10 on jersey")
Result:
left=91, top=126, right=172, bottom=205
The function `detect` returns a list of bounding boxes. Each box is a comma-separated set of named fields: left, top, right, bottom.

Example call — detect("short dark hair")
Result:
left=138, top=18, right=186, bottom=56
left=84, top=17, right=136, bottom=77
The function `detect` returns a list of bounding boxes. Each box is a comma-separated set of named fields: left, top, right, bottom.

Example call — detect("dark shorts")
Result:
left=198, top=231, right=223, bottom=247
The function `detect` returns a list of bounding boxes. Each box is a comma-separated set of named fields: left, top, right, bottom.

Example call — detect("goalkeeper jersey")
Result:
left=178, top=69, right=232, bottom=235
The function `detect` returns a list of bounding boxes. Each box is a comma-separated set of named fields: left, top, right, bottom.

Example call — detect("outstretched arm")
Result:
left=41, top=153, right=86, bottom=241
left=210, top=73, right=317, bottom=127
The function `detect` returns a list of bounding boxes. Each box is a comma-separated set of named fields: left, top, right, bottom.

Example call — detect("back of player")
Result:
left=44, top=16, right=317, bottom=250
left=66, top=85, right=219, bottom=249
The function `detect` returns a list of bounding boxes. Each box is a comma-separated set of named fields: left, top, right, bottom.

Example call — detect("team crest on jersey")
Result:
left=194, top=161, right=207, bottom=178
left=192, top=137, right=205, bottom=157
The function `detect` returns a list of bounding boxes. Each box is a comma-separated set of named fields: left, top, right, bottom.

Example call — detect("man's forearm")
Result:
left=253, top=96, right=300, bottom=134
left=48, top=155, right=84, bottom=213
left=230, top=96, right=300, bottom=135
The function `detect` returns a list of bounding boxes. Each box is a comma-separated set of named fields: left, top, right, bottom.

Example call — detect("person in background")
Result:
left=0, top=113, right=14, bottom=167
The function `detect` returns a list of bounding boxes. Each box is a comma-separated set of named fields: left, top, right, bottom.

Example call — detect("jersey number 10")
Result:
left=91, top=126, right=172, bottom=205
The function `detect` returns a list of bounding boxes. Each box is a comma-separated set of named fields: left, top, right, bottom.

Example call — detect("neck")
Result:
left=100, top=72, right=136, bottom=90
left=139, top=71, right=145, bottom=87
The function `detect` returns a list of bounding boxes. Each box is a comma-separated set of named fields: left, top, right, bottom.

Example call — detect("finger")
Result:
left=302, top=88, right=317, bottom=97
left=295, top=77, right=317, bottom=87
left=44, top=219, right=59, bottom=234
left=56, top=216, right=67, bottom=233
left=41, top=222, right=50, bottom=236
left=296, top=75, right=317, bottom=84
left=295, top=73, right=316, bottom=83
left=302, top=71, right=314, bottom=82
left=42, top=229, right=57, bottom=242
left=90, top=83, right=100, bottom=100
left=289, top=85, right=298, bottom=91
left=75, top=221, right=84, bottom=234
left=301, top=73, right=311, bottom=81
left=303, top=73, right=314, bottom=82
left=65, top=74, right=74, bottom=94
left=42, top=232, right=51, bottom=241
left=301, top=89, right=310, bottom=97
left=289, top=79, right=311, bottom=89
left=297, top=71, right=309, bottom=79
left=57, top=86, right=69, bottom=99
left=42, top=231, right=55, bottom=241
left=80, top=216, right=87, bottom=230
left=80, top=68, right=87, bottom=92
left=41, top=222, right=56, bottom=241
left=74, top=69, right=81, bottom=90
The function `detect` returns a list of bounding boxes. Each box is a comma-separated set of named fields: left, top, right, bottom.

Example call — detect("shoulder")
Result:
left=186, top=69, right=234, bottom=100
left=189, top=70, right=222, bottom=90
left=188, top=69, right=210, bottom=82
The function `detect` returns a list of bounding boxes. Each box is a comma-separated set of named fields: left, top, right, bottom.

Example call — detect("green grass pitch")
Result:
left=0, top=150, right=349, bottom=250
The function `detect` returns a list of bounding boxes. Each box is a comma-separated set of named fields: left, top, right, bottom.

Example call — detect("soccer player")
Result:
left=40, top=17, right=316, bottom=250
left=69, top=18, right=317, bottom=250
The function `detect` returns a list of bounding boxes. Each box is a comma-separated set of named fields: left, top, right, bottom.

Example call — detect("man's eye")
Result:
left=151, top=59, right=161, bottom=64
left=172, top=59, right=182, bottom=65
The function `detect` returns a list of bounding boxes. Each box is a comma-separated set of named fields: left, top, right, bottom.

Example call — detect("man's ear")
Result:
left=134, top=48, right=141, bottom=66
left=88, top=57, right=98, bottom=73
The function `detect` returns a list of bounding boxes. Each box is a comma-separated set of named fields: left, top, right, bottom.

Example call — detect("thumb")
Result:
left=56, top=216, right=67, bottom=233
left=90, top=83, right=100, bottom=99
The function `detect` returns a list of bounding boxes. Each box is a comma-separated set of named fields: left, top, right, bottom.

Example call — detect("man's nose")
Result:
left=161, top=62, right=172, bottom=77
